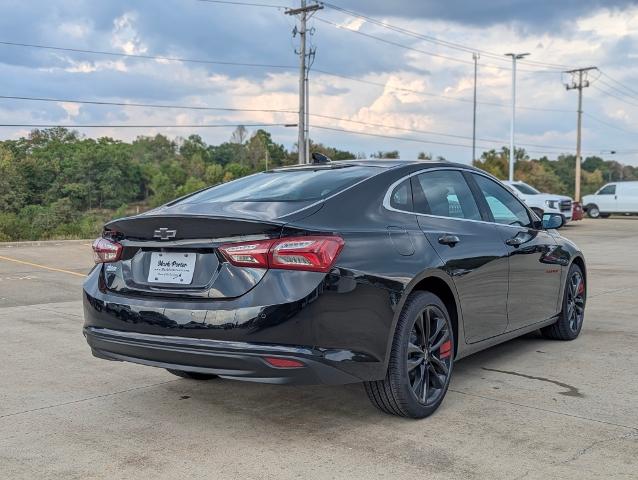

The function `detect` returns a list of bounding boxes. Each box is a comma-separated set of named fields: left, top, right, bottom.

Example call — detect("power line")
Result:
left=194, top=0, right=289, bottom=7
left=0, top=40, right=295, bottom=70
left=0, top=95, right=297, bottom=114
left=0, top=123, right=297, bottom=128
left=314, top=16, right=558, bottom=74
left=0, top=93, right=578, bottom=151
left=0, top=40, right=573, bottom=113
left=310, top=113, right=578, bottom=153
left=320, top=1, right=575, bottom=72
left=599, top=71, right=638, bottom=99
left=311, top=69, right=573, bottom=112
left=313, top=124, right=634, bottom=157
left=592, top=83, right=638, bottom=107
left=313, top=124, right=495, bottom=149
left=311, top=124, right=591, bottom=156
left=584, top=112, right=638, bottom=135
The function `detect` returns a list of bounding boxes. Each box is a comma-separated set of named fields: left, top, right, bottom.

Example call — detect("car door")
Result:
left=412, top=169, right=509, bottom=343
left=595, top=184, right=617, bottom=213
left=469, top=173, right=563, bottom=331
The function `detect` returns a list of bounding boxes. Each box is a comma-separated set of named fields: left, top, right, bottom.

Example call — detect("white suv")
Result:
left=502, top=180, right=573, bottom=224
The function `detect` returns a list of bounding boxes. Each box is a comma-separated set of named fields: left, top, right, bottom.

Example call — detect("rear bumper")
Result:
left=84, top=326, right=360, bottom=384
left=82, top=264, right=396, bottom=385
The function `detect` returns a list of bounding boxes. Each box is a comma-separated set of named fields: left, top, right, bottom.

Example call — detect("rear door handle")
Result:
left=505, top=237, right=524, bottom=247
left=438, top=234, right=460, bottom=246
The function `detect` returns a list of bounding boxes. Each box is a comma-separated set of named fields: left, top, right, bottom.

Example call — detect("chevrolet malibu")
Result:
left=83, top=160, right=587, bottom=418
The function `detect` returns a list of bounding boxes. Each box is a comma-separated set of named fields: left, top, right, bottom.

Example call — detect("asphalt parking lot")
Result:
left=1, top=219, right=637, bottom=479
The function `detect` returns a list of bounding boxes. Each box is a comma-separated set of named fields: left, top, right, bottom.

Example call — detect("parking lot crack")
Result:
left=448, top=389, right=638, bottom=431
left=0, top=380, right=178, bottom=420
left=481, top=367, right=584, bottom=397
left=560, top=431, right=638, bottom=465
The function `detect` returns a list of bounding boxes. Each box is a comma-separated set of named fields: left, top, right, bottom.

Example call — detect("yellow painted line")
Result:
left=0, top=255, right=86, bottom=278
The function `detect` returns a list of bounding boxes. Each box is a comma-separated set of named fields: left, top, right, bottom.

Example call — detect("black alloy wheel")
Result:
left=365, top=291, right=454, bottom=418
left=542, top=263, right=586, bottom=340
left=565, top=269, right=586, bottom=332
left=407, top=305, right=453, bottom=407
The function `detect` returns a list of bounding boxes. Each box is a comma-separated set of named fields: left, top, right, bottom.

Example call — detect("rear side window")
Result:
left=598, top=184, right=616, bottom=195
left=412, top=170, right=481, bottom=220
left=180, top=166, right=377, bottom=203
left=390, top=179, right=412, bottom=211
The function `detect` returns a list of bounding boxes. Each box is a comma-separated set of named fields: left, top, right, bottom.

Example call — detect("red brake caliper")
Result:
left=439, top=340, right=452, bottom=359
left=577, top=281, right=585, bottom=295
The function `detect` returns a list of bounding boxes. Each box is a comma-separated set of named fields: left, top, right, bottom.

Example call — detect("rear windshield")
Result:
left=180, top=166, right=378, bottom=203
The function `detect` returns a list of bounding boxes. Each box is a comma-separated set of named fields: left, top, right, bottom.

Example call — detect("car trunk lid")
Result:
left=101, top=204, right=312, bottom=299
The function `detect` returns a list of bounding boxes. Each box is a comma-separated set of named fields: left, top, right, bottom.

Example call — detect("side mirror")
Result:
left=542, top=213, right=564, bottom=229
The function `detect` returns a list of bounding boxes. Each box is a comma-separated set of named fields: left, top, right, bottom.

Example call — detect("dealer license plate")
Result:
left=148, top=252, right=196, bottom=284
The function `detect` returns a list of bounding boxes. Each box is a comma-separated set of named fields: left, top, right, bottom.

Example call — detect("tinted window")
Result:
left=473, top=175, right=532, bottom=227
left=512, top=183, right=540, bottom=195
left=390, top=179, right=412, bottom=211
left=598, top=184, right=616, bottom=195
left=180, top=166, right=377, bottom=203
left=412, top=170, right=481, bottom=220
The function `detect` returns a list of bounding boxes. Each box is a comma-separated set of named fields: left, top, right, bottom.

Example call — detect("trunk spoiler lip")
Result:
left=117, top=234, right=277, bottom=249
left=104, top=213, right=286, bottom=232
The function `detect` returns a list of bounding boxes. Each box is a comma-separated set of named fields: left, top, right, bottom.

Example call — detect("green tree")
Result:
left=371, top=150, right=400, bottom=159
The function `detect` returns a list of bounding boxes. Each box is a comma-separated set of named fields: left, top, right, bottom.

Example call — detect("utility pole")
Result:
left=305, top=47, right=316, bottom=165
left=286, top=1, right=322, bottom=164
left=472, top=52, right=479, bottom=164
left=564, top=66, right=597, bottom=202
left=504, top=52, right=530, bottom=181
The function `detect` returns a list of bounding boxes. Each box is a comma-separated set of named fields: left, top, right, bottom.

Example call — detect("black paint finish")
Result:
left=83, top=161, right=586, bottom=385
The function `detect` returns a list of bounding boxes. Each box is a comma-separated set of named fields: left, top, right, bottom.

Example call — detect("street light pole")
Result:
left=504, top=52, right=530, bottom=181
left=472, top=52, right=479, bottom=164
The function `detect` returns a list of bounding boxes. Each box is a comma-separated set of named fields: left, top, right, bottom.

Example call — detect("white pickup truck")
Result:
left=502, top=180, right=573, bottom=224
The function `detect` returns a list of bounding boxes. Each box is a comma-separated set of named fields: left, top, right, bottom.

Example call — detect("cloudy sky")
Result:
left=1, top=0, right=637, bottom=164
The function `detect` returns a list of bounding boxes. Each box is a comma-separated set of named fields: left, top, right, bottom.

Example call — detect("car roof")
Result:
left=272, top=159, right=479, bottom=172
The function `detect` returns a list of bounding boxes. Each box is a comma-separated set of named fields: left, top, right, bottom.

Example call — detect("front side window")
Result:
left=597, top=184, right=616, bottom=195
left=473, top=174, right=532, bottom=227
left=412, top=170, right=481, bottom=220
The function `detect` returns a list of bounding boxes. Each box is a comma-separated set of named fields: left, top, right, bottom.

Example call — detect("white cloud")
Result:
left=111, top=12, right=148, bottom=55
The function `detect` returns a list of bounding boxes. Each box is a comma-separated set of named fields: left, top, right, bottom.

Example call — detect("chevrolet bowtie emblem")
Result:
left=153, top=228, right=177, bottom=240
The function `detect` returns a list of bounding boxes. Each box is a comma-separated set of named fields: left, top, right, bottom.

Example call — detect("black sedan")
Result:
left=83, top=159, right=586, bottom=418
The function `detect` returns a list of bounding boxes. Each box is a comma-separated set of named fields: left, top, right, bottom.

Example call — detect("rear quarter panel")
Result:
left=286, top=168, right=448, bottom=367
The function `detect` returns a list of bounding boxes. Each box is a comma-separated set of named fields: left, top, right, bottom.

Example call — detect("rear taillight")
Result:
left=271, top=236, right=344, bottom=272
left=217, top=240, right=271, bottom=268
left=219, top=235, right=344, bottom=273
left=92, top=237, right=122, bottom=264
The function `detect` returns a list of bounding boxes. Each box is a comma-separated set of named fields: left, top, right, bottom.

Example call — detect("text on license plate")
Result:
left=148, top=252, right=196, bottom=284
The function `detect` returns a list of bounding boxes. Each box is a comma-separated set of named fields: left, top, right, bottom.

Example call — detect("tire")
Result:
left=586, top=204, right=600, bottom=218
left=166, top=369, right=219, bottom=380
left=364, top=291, right=454, bottom=419
left=541, top=263, right=586, bottom=341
